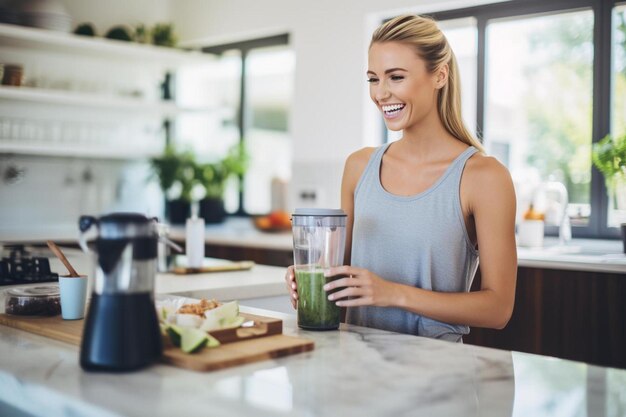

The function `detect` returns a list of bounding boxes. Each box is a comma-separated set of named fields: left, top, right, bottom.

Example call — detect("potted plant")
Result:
left=150, top=145, right=197, bottom=224
left=592, top=133, right=626, bottom=251
left=592, top=133, right=626, bottom=197
left=195, top=143, right=249, bottom=224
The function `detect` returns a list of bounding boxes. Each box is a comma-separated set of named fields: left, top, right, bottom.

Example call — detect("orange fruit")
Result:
left=255, top=216, right=271, bottom=229
left=268, top=211, right=291, bottom=228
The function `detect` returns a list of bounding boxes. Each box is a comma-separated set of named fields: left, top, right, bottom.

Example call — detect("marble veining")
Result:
left=0, top=306, right=625, bottom=417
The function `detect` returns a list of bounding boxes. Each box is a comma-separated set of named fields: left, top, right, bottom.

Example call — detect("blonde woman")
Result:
left=286, top=14, right=517, bottom=342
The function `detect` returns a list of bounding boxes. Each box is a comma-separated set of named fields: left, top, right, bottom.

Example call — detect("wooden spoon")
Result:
left=47, top=240, right=80, bottom=277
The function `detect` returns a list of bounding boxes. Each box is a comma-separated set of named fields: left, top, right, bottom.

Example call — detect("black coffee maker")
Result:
left=79, top=213, right=162, bottom=371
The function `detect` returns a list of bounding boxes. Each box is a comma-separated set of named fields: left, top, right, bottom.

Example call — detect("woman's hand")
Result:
left=324, top=266, right=399, bottom=307
left=284, top=265, right=298, bottom=309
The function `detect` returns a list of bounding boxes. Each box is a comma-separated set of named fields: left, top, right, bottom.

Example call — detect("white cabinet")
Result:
left=0, top=23, right=214, bottom=159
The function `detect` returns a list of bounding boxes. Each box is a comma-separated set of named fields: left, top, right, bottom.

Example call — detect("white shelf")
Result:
left=0, top=23, right=211, bottom=159
left=0, top=141, right=161, bottom=159
left=0, top=85, right=213, bottom=115
left=0, top=85, right=181, bottom=115
left=0, top=23, right=213, bottom=69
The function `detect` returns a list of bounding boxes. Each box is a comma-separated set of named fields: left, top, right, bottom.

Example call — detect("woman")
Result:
left=285, top=14, right=517, bottom=342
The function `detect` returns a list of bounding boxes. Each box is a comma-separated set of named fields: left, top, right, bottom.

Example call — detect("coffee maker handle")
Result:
left=78, top=215, right=97, bottom=253
left=155, top=222, right=183, bottom=253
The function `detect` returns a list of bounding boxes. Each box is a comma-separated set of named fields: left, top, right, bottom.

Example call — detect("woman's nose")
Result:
left=374, top=83, right=391, bottom=102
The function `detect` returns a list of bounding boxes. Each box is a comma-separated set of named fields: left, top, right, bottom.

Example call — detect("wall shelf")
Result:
left=0, top=141, right=161, bottom=159
left=0, top=23, right=213, bottom=70
left=0, top=85, right=182, bottom=116
left=0, top=24, right=212, bottom=159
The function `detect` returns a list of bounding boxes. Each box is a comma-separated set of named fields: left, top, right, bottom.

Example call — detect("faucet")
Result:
left=540, top=180, right=571, bottom=245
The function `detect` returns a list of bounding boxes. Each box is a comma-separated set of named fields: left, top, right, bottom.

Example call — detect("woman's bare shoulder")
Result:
left=345, top=147, right=377, bottom=170
left=342, top=147, right=378, bottom=189
left=347, top=146, right=377, bottom=162
left=465, top=153, right=511, bottom=180
left=463, top=153, right=515, bottom=204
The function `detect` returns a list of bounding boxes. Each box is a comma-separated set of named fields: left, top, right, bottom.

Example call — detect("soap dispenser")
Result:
left=185, top=203, right=205, bottom=268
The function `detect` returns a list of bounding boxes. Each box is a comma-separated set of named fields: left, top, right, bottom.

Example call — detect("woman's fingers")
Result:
left=324, top=275, right=362, bottom=291
left=322, top=267, right=376, bottom=306
left=327, top=286, right=363, bottom=301
left=285, top=266, right=296, bottom=287
left=284, top=265, right=298, bottom=310
left=335, top=298, right=367, bottom=307
left=326, top=265, right=361, bottom=278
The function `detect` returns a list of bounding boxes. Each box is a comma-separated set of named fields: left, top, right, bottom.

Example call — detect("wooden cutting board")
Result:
left=169, top=257, right=255, bottom=275
left=171, top=261, right=256, bottom=275
left=0, top=312, right=314, bottom=372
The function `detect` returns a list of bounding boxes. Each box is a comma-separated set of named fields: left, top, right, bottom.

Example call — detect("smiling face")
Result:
left=367, top=41, right=445, bottom=132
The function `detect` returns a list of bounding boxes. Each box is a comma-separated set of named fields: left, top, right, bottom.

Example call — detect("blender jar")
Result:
left=292, top=208, right=346, bottom=330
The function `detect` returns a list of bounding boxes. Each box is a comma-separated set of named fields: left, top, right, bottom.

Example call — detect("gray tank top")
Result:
left=346, top=143, right=479, bottom=342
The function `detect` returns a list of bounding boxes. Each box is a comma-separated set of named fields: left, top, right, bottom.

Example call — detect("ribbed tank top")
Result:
left=346, top=143, right=480, bottom=342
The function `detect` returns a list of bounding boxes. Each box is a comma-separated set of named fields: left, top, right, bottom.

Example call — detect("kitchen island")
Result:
left=1, top=304, right=625, bottom=417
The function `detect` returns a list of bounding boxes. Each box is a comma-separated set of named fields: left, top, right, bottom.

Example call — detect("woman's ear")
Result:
left=435, top=64, right=449, bottom=89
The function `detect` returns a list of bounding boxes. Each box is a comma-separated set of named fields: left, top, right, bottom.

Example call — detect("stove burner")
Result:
left=0, top=245, right=59, bottom=286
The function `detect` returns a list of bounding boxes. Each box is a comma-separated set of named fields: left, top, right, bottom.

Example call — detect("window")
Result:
left=176, top=35, right=293, bottom=215
left=439, top=18, right=478, bottom=138
left=485, top=11, right=594, bottom=227
left=396, top=0, right=626, bottom=238
left=610, top=4, right=626, bottom=226
left=243, top=47, right=294, bottom=214
left=176, top=52, right=242, bottom=212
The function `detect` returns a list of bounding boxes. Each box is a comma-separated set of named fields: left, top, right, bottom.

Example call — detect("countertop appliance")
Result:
left=79, top=213, right=162, bottom=372
left=0, top=245, right=58, bottom=286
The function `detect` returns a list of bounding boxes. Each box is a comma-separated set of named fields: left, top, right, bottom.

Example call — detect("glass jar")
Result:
left=292, top=208, right=347, bottom=330
left=4, top=285, right=61, bottom=316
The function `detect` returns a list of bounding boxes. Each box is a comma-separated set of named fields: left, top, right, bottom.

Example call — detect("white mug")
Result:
left=517, top=220, right=545, bottom=248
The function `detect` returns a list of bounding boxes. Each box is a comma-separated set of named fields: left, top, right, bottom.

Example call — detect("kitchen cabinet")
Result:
left=0, top=22, right=212, bottom=159
left=202, top=242, right=293, bottom=268
left=465, top=267, right=626, bottom=369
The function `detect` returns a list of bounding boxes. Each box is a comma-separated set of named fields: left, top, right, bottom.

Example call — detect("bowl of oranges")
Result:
left=253, top=210, right=292, bottom=233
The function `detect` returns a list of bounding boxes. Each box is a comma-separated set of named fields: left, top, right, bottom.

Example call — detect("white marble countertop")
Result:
left=1, top=304, right=625, bottom=417
left=5, top=247, right=288, bottom=303
left=516, top=237, right=626, bottom=274
left=155, top=264, right=286, bottom=301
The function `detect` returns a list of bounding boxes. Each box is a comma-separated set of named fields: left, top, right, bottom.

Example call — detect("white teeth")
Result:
left=382, top=104, right=405, bottom=112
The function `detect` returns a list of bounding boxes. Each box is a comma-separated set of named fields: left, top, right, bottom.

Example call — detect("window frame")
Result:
left=202, top=34, right=290, bottom=216
left=417, top=0, right=621, bottom=239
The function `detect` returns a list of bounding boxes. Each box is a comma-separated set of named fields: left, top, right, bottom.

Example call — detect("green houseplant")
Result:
left=150, top=143, right=249, bottom=224
left=196, top=143, right=249, bottom=223
left=151, top=23, right=178, bottom=47
left=592, top=133, right=626, bottom=207
left=592, top=133, right=626, bottom=252
left=150, top=145, right=197, bottom=224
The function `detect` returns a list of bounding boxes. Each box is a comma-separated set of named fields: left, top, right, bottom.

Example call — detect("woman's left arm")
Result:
left=325, top=156, right=518, bottom=329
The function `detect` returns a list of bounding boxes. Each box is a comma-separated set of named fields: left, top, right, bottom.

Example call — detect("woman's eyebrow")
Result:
left=366, top=67, right=408, bottom=75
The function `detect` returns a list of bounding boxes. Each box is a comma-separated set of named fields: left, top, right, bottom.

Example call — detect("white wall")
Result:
left=1, top=0, right=505, bottom=238
left=170, top=0, right=502, bottom=209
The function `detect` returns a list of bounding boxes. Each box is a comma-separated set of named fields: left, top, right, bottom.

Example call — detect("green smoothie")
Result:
left=296, top=269, right=340, bottom=330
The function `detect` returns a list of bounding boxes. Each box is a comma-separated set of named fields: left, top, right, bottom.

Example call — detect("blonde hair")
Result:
left=371, top=14, right=485, bottom=153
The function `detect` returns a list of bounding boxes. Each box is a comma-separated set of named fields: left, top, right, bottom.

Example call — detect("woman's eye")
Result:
left=366, top=78, right=379, bottom=83
left=390, top=75, right=404, bottom=81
